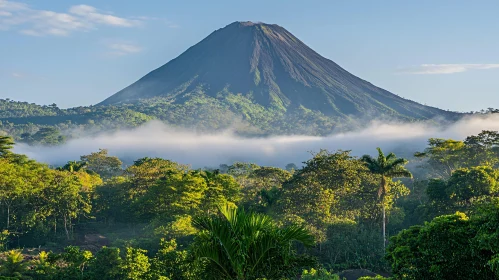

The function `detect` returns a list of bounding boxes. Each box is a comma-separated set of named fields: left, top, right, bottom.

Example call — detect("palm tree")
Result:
left=57, top=161, right=88, bottom=173
left=0, top=136, right=14, bottom=158
left=362, top=147, right=412, bottom=249
left=192, top=204, right=314, bottom=279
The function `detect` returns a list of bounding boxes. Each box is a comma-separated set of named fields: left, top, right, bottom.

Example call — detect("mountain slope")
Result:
left=100, top=21, right=457, bottom=121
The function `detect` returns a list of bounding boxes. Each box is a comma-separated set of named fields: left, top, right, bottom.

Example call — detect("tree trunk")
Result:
left=382, top=201, right=386, bottom=251
left=64, top=215, right=70, bottom=240
left=380, top=177, right=387, bottom=251
left=6, top=204, right=9, bottom=228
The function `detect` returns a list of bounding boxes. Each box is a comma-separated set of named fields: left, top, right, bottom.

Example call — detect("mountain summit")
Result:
left=100, top=21, right=456, bottom=123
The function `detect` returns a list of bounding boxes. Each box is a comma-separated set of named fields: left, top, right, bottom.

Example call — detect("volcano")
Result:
left=100, top=21, right=457, bottom=122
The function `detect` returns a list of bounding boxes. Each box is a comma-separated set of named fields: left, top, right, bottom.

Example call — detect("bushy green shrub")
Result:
left=301, top=268, right=340, bottom=279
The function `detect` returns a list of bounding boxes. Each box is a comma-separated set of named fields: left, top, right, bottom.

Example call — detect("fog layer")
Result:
left=15, top=115, right=499, bottom=168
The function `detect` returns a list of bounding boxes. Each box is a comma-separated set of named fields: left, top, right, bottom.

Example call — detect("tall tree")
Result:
left=243, top=166, right=291, bottom=212
left=80, top=149, right=123, bottom=179
left=362, top=147, right=412, bottom=249
left=414, top=138, right=466, bottom=178
left=386, top=211, right=497, bottom=280
left=464, top=130, right=499, bottom=167
left=0, top=136, right=14, bottom=158
left=125, top=157, right=188, bottom=198
left=57, top=161, right=88, bottom=173
left=279, top=150, right=382, bottom=242
left=43, top=171, right=92, bottom=240
left=200, top=170, right=241, bottom=214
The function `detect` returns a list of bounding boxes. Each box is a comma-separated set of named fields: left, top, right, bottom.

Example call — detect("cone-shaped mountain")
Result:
left=101, top=21, right=456, bottom=121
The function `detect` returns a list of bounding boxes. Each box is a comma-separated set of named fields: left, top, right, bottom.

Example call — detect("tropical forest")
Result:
left=1, top=128, right=499, bottom=279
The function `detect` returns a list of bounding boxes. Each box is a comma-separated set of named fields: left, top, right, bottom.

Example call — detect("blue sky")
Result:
left=1, top=0, right=498, bottom=111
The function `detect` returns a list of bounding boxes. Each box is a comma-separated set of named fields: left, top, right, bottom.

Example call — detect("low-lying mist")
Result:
left=15, top=114, right=499, bottom=168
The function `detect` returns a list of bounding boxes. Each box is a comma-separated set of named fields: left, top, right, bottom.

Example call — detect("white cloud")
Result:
left=105, top=42, right=142, bottom=56
left=69, top=5, right=140, bottom=27
left=14, top=114, right=499, bottom=169
left=398, top=64, right=499, bottom=75
left=0, top=0, right=143, bottom=36
left=0, top=0, right=27, bottom=11
left=11, top=72, right=23, bottom=78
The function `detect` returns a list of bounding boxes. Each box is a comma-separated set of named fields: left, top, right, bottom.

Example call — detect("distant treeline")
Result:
left=2, top=97, right=490, bottom=143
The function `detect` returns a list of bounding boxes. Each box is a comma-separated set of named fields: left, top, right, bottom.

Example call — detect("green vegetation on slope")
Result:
left=0, top=94, right=344, bottom=144
left=3, top=96, right=490, bottom=147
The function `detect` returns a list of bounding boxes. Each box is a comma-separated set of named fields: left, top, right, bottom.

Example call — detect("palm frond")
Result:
left=361, top=155, right=375, bottom=164
left=376, top=147, right=386, bottom=165
left=193, top=208, right=243, bottom=278
left=385, top=152, right=396, bottom=161
left=387, top=158, right=409, bottom=167
left=387, top=169, right=413, bottom=179
left=193, top=240, right=233, bottom=279
left=361, top=155, right=380, bottom=171
left=192, top=204, right=313, bottom=279
left=279, top=225, right=314, bottom=246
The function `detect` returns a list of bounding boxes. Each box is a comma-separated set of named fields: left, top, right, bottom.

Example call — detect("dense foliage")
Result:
left=5, top=98, right=495, bottom=143
left=0, top=129, right=499, bottom=279
left=0, top=95, right=344, bottom=142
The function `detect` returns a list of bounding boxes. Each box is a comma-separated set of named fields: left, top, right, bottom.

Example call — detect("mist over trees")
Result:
left=0, top=129, right=499, bottom=279
left=3, top=100, right=495, bottom=145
